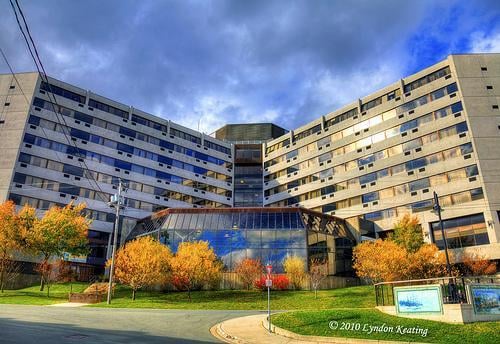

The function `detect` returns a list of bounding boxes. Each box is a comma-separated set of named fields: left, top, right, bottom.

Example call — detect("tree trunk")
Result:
left=0, top=267, right=4, bottom=293
left=132, top=289, right=136, bottom=301
left=40, top=276, right=45, bottom=291
left=188, top=288, right=191, bottom=301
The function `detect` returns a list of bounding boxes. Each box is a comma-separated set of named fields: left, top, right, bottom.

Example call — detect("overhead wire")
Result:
left=9, top=0, right=110, bottom=203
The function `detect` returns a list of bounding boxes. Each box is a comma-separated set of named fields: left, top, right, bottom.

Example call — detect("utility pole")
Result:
left=107, top=178, right=125, bottom=304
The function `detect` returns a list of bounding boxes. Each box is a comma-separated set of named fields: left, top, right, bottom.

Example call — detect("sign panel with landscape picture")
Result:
left=468, top=284, right=500, bottom=315
left=394, top=285, right=443, bottom=314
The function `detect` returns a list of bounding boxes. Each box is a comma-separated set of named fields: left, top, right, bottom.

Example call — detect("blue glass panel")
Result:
left=282, top=213, right=290, bottom=229
left=119, top=126, right=136, bottom=138
left=74, top=111, right=93, bottom=124
left=261, top=213, right=269, bottom=229
left=290, top=230, right=306, bottom=248
left=117, top=143, right=134, bottom=154
left=246, top=230, right=261, bottom=248
left=456, top=121, right=468, bottom=133
left=447, top=83, right=458, bottom=94
left=160, top=140, right=174, bottom=149
left=23, top=133, right=36, bottom=144
left=28, top=115, right=40, bottom=125
left=268, top=213, right=276, bottom=229
left=249, top=212, right=258, bottom=229
left=451, top=102, right=463, bottom=113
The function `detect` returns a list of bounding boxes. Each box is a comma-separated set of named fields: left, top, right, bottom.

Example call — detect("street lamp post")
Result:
left=433, top=191, right=455, bottom=301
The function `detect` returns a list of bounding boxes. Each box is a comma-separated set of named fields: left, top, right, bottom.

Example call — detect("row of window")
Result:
left=361, top=188, right=484, bottom=222
left=265, top=75, right=455, bottom=156
left=361, top=88, right=401, bottom=112
left=23, top=134, right=233, bottom=191
left=18, top=152, right=232, bottom=200
left=404, top=66, right=451, bottom=93
left=40, top=82, right=86, bottom=104
left=431, top=213, right=489, bottom=249
left=12, top=172, right=160, bottom=212
left=266, top=142, right=474, bottom=203
left=28, top=114, right=232, bottom=179
left=359, top=165, right=478, bottom=203
left=9, top=193, right=115, bottom=222
left=131, top=114, right=168, bottom=132
left=265, top=120, right=469, bottom=183
left=267, top=100, right=463, bottom=169
left=33, top=98, right=231, bottom=165
left=88, top=98, right=129, bottom=119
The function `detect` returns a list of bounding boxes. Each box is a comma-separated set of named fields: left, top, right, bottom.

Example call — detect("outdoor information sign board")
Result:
left=394, top=285, right=443, bottom=314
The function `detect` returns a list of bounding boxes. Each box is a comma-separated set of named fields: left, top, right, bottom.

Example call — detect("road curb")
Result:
left=210, top=313, right=425, bottom=344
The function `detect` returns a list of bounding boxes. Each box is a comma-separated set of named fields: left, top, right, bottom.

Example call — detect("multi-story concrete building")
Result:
left=263, top=53, right=500, bottom=261
left=0, top=72, right=234, bottom=273
left=1, top=53, right=499, bottom=274
left=215, top=123, right=287, bottom=207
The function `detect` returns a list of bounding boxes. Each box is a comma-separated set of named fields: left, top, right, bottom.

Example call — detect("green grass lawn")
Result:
left=272, top=309, right=500, bottom=344
left=91, top=284, right=375, bottom=310
left=0, top=282, right=87, bottom=305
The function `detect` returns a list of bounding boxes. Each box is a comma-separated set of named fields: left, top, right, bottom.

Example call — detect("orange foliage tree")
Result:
left=27, top=202, right=90, bottom=290
left=353, top=239, right=409, bottom=282
left=110, top=236, right=172, bottom=300
left=462, top=252, right=497, bottom=276
left=0, top=202, right=35, bottom=292
left=170, top=241, right=222, bottom=299
left=234, top=258, right=262, bottom=290
left=406, top=244, right=450, bottom=279
left=0, top=201, right=22, bottom=292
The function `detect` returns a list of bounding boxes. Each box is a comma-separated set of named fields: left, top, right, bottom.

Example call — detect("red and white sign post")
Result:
left=266, top=264, right=272, bottom=332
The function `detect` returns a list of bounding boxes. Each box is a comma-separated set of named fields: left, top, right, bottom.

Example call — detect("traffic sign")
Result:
left=265, top=279, right=272, bottom=287
left=266, top=264, right=272, bottom=274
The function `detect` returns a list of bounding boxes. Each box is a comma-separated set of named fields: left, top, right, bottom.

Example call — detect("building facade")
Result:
left=0, top=72, right=234, bottom=272
left=127, top=207, right=362, bottom=275
left=215, top=123, right=287, bottom=207
left=263, top=53, right=500, bottom=261
left=1, top=53, right=499, bottom=273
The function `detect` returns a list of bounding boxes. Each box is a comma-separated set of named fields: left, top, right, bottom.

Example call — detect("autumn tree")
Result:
left=353, top=239, right=409, bottom=282
left=234, top=258, right=262, bottom=290
left=0, top=201, right=22, bottom=292
left=283, top=256, right=306, bottom=290
left=462, top=252, right=497, bottom=276
left=393, top=214, right=424, bottom=253
left=35, top=259, right=75, bottom=297
left=406, top=244, right=450, bottom=279
left=309, top=259, right=328, bottom=298
left=27, top=202, right=90, bottom=290
left=170, top=241, right=222, bottom=299
left=110, top=236, right=172, bottom=300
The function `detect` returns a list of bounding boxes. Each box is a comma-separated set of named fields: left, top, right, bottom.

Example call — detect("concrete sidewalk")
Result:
left=211, top=314, right=418, bottom=344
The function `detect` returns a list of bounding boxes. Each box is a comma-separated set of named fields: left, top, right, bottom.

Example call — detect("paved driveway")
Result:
left=0, top=305, right=259, bottom=343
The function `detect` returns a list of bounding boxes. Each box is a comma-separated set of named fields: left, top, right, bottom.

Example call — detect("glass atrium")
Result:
left=127, top=207, right=363, bottom=275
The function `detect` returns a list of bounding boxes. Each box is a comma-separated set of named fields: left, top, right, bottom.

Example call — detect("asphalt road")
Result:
left=0, top=305, right=259, bottom=343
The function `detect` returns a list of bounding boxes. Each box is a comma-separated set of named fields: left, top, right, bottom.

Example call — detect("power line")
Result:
left=9, top=0, right=110, bottom=203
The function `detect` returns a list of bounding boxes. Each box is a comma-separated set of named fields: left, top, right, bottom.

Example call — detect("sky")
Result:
left=0, top=0, right=499, bottom=135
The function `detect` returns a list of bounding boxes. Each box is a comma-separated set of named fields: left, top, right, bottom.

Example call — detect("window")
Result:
left=40, top=82, right=86, bottom=104
left=431, top=213, right=489, bottom=249
left=88, top=99, right=129, bottom=119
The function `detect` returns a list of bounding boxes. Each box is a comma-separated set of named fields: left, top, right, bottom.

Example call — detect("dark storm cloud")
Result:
left=0, top=0, right=498, bottom=133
